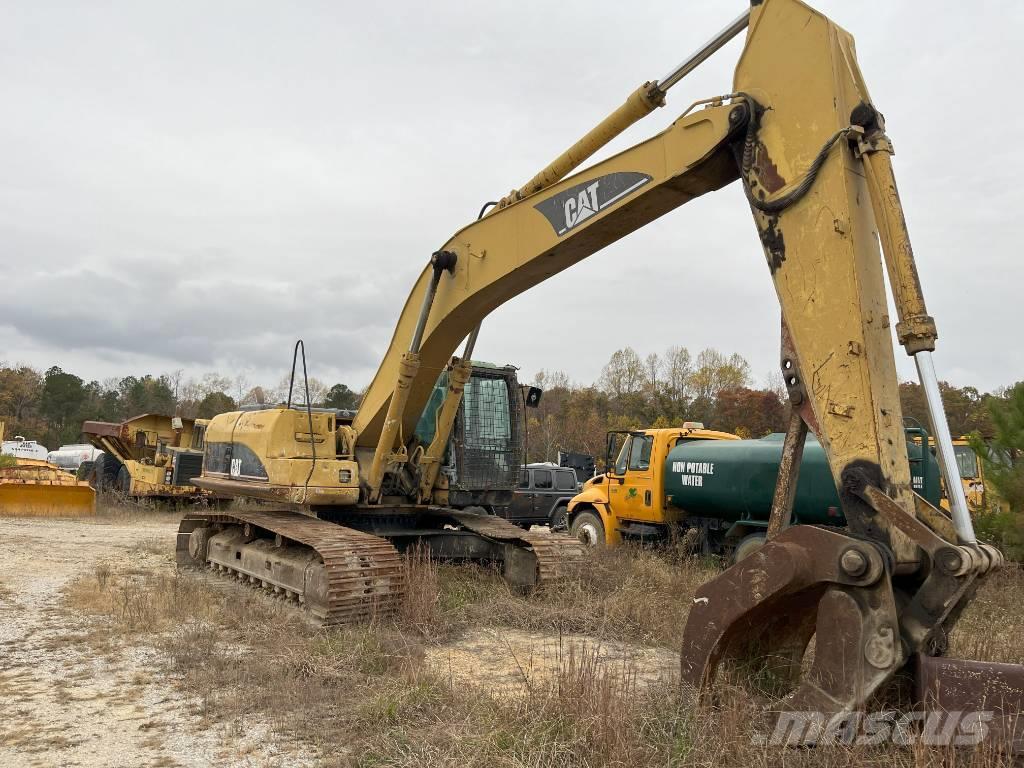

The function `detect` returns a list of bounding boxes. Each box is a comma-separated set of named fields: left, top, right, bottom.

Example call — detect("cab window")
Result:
left=628, top=435, right=654, bottom=471
left=953, top=444, right=979, bottom=479
left=533, top=470, right=553, bottom=489
left=518, top=470, right=530, bottom=489
left=555, top=470, right=576, bottom=491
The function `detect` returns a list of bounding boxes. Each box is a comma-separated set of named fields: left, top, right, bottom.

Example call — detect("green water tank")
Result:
left=663, top=431, right=941, bottom=526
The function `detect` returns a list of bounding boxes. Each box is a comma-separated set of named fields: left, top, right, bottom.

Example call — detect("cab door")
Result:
left=508, top=468, right=535, bottom=521
left=608, top=432, right=656, bottom=523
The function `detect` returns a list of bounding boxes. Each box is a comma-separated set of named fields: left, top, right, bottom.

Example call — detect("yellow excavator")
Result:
left=180, top=0, right=1019, bottom=740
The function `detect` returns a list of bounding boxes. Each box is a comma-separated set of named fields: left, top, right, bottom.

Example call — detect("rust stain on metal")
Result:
left=753, top=141, right=787, bottom=193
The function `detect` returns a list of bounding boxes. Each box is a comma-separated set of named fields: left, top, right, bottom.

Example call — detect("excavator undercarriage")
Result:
left=177, top=506, right=585, bottom=622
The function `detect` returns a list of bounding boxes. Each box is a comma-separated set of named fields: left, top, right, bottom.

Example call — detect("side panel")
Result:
left=735, top=0, right=915, bottom=562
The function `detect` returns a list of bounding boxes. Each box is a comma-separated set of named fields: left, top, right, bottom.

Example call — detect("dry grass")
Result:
left=948, top=563, right=1024, bottom=664
left=431, top=544, right=719, bottom=647
left=61, top=544, right=1024, bottom=768
left=95, top=493, right=185, bottom=524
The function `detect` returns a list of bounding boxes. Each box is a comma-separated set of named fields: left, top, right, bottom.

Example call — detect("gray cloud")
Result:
left=1, top=0, right=1021, bottom=394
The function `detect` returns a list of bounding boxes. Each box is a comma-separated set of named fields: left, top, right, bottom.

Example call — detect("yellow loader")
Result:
left=0, top=421, right=95, bottom=518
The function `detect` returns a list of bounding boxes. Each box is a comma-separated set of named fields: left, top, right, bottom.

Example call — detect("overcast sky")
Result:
left=2, top=1, right=1021, bottom=396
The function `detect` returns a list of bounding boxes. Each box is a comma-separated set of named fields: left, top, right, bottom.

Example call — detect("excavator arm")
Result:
left=353, top=0, right=934, bottom=552
left=351, top=0, right=1011, bottom=726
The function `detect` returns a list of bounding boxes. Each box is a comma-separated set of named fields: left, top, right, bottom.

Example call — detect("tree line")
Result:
left=0, top=349, right=1012, bottom=461
left=524, top=345, right=1005, bottom=464
left=0, top=364, right=358, bottom=449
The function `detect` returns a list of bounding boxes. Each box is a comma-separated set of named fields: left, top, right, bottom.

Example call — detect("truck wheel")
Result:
left=93, top=454, right=122, bottom=491
left=550, top=505, right=568, bottom=532
left=731, top=533, right=766, bottom=564
left=570, top=510, right=605, bottom=547
left=116, top=465, right=132, bottom=496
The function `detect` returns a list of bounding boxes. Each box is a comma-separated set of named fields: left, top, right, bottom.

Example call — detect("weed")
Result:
left=61, top=542, right=1024, bottom=767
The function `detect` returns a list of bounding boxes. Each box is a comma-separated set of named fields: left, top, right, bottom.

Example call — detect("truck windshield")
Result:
left=953, top=444, right=979, bottom=479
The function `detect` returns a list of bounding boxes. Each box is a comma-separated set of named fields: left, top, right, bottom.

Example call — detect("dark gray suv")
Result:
left=504, top=463, right=580, bottom=529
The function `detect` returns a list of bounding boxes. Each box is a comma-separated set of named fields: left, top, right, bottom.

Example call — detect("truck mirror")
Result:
left=524, top=386, right=543, bottom=408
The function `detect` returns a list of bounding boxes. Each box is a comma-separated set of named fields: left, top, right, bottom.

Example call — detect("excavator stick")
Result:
left=0, top=464, right=96, bottom=518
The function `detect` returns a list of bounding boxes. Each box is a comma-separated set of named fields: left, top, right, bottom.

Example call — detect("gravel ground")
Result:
left=0, top=515, right=317, bottom=768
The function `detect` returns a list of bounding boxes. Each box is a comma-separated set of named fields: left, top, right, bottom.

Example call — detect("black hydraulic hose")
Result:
left=287, top=339, right=317, bottom=498
left=736, top=93, right=853, bottom=216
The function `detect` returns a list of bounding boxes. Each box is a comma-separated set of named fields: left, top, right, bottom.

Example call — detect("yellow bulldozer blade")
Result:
left=0, top=465, right=96, bottom=518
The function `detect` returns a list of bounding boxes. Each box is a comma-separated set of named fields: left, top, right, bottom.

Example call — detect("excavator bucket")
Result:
left=0, top=464, right=96, bottom=518
left=679, top=516, right=1022, bottom=751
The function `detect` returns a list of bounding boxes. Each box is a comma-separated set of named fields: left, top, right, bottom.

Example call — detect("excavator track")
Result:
left=176, top=509, right=404, bottom=624
left=439, top=510, right=587, bottom=584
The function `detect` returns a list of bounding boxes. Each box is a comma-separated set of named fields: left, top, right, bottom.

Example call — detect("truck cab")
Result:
left=565, top=424, right=738, bottom=546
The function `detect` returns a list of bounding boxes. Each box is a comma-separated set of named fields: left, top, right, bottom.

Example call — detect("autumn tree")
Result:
left=0, top=364, right=43, bottom=438
left=713, top=387, right=787, bottom=438
left=598, top=348, right=646, bottom=399
left=118, top=375, right=176, bottom=417
left=899, top=381, right=994, bottom=438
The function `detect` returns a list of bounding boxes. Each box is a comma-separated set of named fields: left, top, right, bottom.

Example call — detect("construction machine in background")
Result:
left=947, top=437, right=1005, bottom=513
left=0, top=421, right=95, bottom=518
left=177, top=0, right=1018, bottom=744
left=83, top=414, right=215, bottom=503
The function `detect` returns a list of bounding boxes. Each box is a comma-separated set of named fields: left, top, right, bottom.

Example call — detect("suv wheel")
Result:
left=570, top=510, right=605, bottom=547
left=550, top=505, right=568, bottom=531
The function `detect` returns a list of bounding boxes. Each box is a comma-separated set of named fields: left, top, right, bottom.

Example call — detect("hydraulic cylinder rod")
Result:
left=367, top=251, right=457, bottom=501
left=657, top=9, right=751, bottom=91
left=915, top=351, right=975, bottom=543
left=855, top=119, right=975, bottom=543
left=500, top=7, right=750, bottom=207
